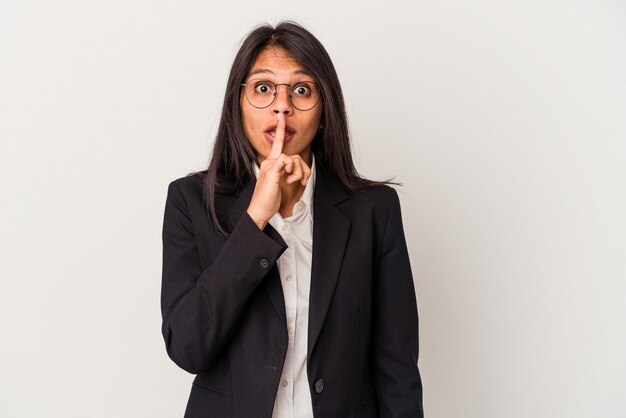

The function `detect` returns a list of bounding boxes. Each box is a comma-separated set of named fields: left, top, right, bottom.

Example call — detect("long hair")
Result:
left=198, top=21, right=394, bottom=237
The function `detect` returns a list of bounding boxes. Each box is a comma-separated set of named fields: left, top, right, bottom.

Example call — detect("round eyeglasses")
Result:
left=240, top=78, right=321, bottom=111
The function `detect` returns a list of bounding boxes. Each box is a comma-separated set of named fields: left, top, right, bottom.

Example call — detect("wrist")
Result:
left=247, top=209, right=267, bottom=230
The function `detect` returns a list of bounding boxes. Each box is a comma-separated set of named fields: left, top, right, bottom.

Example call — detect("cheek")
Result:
left=239, top=107, right=269, bottom=155
left=314, top=104, right=323, bottom=124
left=240, top=106, right=256, bottom=139
left=309, top=108, right=323, bottom=133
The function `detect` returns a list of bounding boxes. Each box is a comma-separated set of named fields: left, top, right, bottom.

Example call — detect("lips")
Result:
left=265, top=124, right=296, bottom=142
left=265, top=124, right=296, bottom=134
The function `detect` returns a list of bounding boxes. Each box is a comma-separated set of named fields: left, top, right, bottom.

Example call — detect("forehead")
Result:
left=248, top=47, right=309, bottom=78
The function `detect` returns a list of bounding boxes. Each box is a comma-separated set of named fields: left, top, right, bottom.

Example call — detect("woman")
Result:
left=161, top=21, right=423, bottom=418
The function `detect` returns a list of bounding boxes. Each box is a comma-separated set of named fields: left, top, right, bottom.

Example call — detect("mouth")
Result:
left=265, top=124, right=296, bottom=142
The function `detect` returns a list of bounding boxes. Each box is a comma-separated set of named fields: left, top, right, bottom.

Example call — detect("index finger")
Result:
left=267, top=113, right=285, bottom=160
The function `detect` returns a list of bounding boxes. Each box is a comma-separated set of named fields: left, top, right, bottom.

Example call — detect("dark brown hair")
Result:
left=198, top=21, right=393, bottom=237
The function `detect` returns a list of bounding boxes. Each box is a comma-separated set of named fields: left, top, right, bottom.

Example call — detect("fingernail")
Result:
left=277, top=113, right=281, bottom=121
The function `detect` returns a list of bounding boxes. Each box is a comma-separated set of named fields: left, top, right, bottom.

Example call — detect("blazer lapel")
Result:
left=227, top=179, right=287, bottom=324
left=307, top=164, right=351, bottom=358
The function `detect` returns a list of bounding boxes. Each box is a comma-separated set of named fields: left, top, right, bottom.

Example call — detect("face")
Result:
left=240, top=46, right=323, bottom=166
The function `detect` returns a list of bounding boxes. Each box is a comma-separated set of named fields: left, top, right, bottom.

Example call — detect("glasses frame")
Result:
left=240, top=78, right=321, bottom=112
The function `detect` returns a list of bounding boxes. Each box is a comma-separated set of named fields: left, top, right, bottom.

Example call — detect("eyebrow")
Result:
left=248, top=68, right=311, bottom=77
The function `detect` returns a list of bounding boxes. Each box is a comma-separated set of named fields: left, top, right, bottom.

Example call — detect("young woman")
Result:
left=161, top=21, right=423, bottom=418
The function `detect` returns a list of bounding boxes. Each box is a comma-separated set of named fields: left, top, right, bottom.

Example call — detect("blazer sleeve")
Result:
left=161, top=180, right=287, bottom=374
left=372, top=188, right=424, bottom=417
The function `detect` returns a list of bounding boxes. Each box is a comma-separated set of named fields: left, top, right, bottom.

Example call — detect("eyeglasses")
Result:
left=240, top=78, right=321, bottom=111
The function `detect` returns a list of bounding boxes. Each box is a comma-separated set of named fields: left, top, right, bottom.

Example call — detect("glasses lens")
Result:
left=289, top=81, right=319, bottom=111
left=244, top=79, right=320, bottom=111
left=245, top=79, right=276, bottom=108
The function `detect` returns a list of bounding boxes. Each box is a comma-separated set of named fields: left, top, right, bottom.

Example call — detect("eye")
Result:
left=292, top=84, right=311, bottom=96
left=253, top=82, right=274, bottom=94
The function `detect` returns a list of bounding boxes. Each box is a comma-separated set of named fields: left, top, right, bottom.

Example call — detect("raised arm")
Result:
left=161, top=180, right=286, bottom=374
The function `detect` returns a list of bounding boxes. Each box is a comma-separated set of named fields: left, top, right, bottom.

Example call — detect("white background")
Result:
left=1, top=1, right=625, bottom=417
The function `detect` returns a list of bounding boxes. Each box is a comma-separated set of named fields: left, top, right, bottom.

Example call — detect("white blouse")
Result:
left=254, top=155, right=316, bottom=418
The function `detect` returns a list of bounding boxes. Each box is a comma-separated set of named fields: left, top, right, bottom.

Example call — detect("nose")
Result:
left=271, top=84, right=292, bottom=115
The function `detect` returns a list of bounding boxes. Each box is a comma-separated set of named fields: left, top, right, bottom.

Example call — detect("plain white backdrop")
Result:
left=1, top=1, right=625, bottom=417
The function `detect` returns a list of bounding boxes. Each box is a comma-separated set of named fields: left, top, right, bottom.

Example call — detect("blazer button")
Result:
left=259, top=258, right=270, bottom=269
left=314, top=379, right=325, bottom=393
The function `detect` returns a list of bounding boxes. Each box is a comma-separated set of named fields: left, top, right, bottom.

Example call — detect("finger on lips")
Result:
left=268, top=113, right=285, bottom=160
left=263, top=113, right=312, bottom=186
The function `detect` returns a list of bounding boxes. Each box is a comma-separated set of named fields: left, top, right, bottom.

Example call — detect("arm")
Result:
left=161, top=180, right=286, bottom=374
left=372, top=188, right=424, bottom=417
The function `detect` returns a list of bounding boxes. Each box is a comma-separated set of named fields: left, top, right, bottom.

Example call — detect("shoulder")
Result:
left=166, top=171, right=206, bottom=204
left=163, top=172, right=210, bottom=226
left=315, top=163, right=401, bottom=217
left=314, top=163, right=403, bottom=230
left=331, top=184, right=406, bottom=255
left=351, top=184, right=399, bottom=206
left=168, top=171, right=205, bottom=193
left=347, top=184, right=402, bottom=222
left=165, top=171, right=241, bottom=228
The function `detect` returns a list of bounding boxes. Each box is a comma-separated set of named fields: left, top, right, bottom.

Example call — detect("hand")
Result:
left=246, top=113, right=312, bottom=230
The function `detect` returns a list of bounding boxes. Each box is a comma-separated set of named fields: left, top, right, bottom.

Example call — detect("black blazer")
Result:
left=161, top=163, right=423, bottom=418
